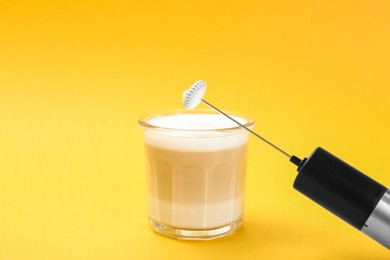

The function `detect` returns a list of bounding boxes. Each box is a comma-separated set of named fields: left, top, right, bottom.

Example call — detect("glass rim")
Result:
left=138, top=109, right=255, bottom=133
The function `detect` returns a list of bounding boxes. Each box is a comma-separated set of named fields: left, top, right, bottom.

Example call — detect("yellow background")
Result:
left=0, top=0, right=389, bottom=259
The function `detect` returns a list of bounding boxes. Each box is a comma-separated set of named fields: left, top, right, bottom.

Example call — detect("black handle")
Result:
left=292, top=147, right=387, bottom=229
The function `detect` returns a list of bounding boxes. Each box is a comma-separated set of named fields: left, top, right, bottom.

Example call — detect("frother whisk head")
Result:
left=183, top=80, right=207, bottom=109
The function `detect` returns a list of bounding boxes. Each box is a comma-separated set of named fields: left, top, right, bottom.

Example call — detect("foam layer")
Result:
left=147, top=114, right=247, bottom=130
left=143, top=113, right=249, bottom=151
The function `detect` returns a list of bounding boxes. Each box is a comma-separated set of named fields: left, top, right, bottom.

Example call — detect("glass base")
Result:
left=149, top=218, right=242, bottom=240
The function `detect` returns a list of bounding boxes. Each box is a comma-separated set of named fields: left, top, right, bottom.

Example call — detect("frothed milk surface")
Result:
left=143, top=113, right=249, bottom=230
left=147, top=114, right=247, bottom=130
left=144, top=114, right=249, bottom=151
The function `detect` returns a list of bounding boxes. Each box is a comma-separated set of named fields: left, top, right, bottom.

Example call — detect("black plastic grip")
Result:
left=293, top=147, right=387, bottom=229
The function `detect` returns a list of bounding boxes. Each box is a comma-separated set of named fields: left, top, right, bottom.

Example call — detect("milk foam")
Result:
left=144, top=114, right=249, bottom=151
left=147, top=114, right=247, bottom=130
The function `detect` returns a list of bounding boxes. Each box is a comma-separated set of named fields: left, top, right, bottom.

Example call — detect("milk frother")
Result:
left=183, top=80, right=390, bottom=249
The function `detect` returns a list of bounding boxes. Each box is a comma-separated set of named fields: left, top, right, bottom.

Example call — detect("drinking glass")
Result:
left=138, top=109, right=254, bottom=240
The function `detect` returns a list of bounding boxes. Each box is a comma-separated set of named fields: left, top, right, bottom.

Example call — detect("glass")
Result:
left=138, top=109, right=254, bottom=240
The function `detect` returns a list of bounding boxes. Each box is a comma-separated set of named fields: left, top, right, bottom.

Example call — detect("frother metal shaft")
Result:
left=201, top=99, right=292, bottom=158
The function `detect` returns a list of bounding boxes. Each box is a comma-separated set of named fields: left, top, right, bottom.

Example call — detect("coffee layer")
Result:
left=144, top=144, right=248, bottom=229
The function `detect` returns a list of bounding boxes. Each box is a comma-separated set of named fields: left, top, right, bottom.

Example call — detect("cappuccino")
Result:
left=139, top=110, right=253, bottom=239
